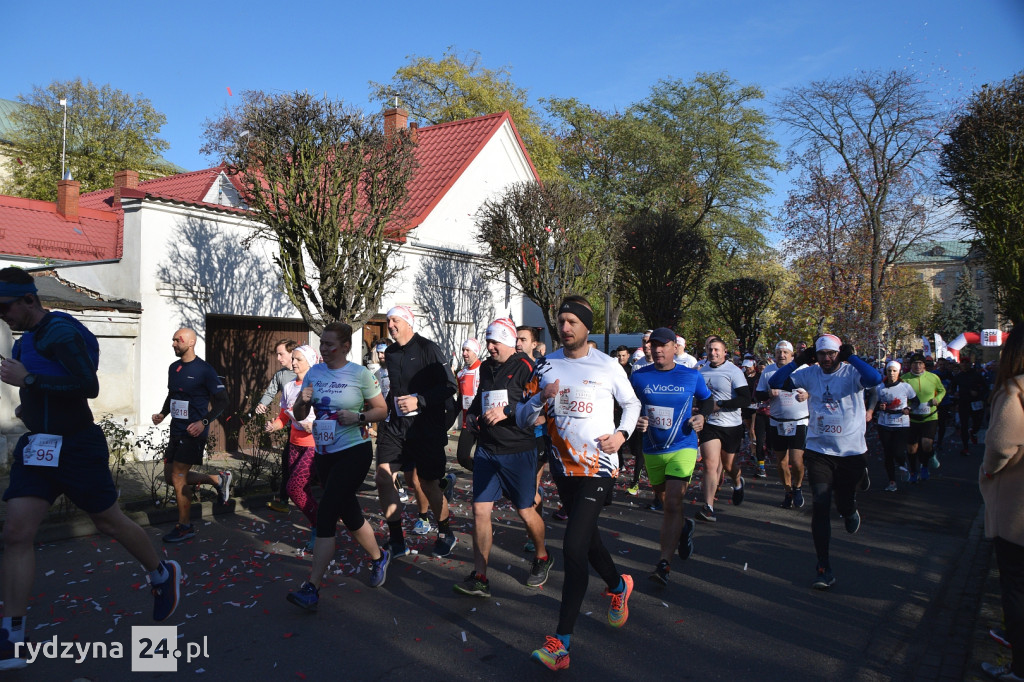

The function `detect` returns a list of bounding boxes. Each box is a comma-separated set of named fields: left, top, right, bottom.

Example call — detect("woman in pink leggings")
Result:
left=266, top=345, right=320, bottom=550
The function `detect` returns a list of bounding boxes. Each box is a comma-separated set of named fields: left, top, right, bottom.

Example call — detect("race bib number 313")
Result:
left=23, top=433, right=62, bottom=467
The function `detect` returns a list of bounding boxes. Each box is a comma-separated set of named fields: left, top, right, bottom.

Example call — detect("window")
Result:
left=976, top=268, right=986, bottom=289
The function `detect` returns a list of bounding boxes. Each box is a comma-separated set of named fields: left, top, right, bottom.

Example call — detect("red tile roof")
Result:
left=0, top=194, right=121, bottom=262
left=7, top=111, right=537, bottom=262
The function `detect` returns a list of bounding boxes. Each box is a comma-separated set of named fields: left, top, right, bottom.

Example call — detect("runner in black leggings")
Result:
left=286, top=323, right=391, bottom=610
left=874, top=361, right=918, bottom=491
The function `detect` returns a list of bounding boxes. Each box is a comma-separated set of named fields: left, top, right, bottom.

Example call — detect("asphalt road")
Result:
left=2, top=431, right=987, bottom=681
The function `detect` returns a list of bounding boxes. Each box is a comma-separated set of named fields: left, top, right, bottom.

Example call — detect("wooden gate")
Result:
left=205, top=315, right=309, bottom=452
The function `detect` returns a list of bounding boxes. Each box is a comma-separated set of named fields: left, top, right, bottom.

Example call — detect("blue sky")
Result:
left=4, top=0, right=1022, bottom=217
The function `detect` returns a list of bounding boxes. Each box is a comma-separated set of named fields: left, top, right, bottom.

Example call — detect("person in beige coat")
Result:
left=980, top=323, right=1024, bottom=681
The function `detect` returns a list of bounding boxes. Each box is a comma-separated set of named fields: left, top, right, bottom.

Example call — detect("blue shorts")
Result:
left=3, top=424, right=118, bottom=514
left=471, top=445, right=538, bottom=509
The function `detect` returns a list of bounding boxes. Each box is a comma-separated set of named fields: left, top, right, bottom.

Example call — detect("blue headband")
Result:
left=0, top=282, right=37, bottom=299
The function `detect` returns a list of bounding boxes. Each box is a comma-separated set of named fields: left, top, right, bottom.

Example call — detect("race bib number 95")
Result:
left=23, top=433, right=62, bottom=467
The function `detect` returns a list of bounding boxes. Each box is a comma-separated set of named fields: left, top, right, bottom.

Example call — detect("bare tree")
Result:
left=708, top=277, right=777, bottom=354
left=616, top=210, right=711, bottom=329
left=777, top=70, right=947, bottom=338
left=474, top=181, right=606, bottom=344
left=201, top=90, right=417, bottom=333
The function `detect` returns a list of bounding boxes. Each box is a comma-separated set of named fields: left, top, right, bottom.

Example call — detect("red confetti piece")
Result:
left=283, top=633, right=294, bottom=638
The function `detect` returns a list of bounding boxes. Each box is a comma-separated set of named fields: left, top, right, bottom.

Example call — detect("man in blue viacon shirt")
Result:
left=630, top=327, right=714, bottom=586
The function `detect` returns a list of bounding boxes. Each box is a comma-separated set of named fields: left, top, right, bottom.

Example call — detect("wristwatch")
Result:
left=358, top=412, right=366, bottom=424
left=24, top=374, right=36, bottom=387
left=202, top=418, right=209, bottom=426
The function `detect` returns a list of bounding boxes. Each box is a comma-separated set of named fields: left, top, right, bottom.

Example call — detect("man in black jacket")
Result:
left=453, top=318, right=552, bottom=597
left=375, top=306, right=459, bottom=558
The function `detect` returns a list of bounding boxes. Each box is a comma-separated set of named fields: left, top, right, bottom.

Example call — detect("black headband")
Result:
left=558, top=301, right=593, bottom=331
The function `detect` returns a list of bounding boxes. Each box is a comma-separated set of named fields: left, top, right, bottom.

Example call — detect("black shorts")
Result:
left=698, top=423, right=744, bottom=453
left=3, top=424, right=118, bottom=514
left=375, top=428, right=447, bottom=481
left=741, top=407, right=757, bottom=420
left=165, top=435, right=207, bottom=466
left=768, top=423, right=807, bottom=452
left=908, top=420, right=939, bottom=443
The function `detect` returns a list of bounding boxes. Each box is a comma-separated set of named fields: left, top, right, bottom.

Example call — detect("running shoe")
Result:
left=442, top=472, right=457, bottom=503
left=909, top=471, right=919, bottom=484
left=989, top=627, right=1011, bottom=649
left=398, top=487, right=410, bottom=503
left=389, top=540, right=412, bottom=558
left=647, top=500, right=664, bottom=512
left=304, top=528, right=316, bottom=552
left=812, top=565, right=835, bottom=590
left=553, top=506, right=569, bottom=521
left=920, top=466, right=930, bottom=482
left=929, top=454, right=941, bottom=470
left=971, top=432, right=979, bottom=445
left=844, top=510, right=861, bottom=534
left=626, top=483, right=640, bottom=496
left=527, top=556, right=554, bottom=588
left=453, top=572, right=490, bottom=597
left=152, top=559, right=182, bottom=622
left=884, top=481, right=898, bottom=492
left=0, top=629, right=26, bottom=671
left=981, top=662, right=1024, bottom=681
left=217, top=471, right=233, bottom=504
left=162, top=523, right=196, bottom=543
left=756, top=462, right=767, bottom=479
left=605, top=574, right=634, bottom=628
left=859, top=468, right=870, bottom=492
left=286, top=581, right=319, bottom=611
left=266, top=499, right=289, bottom=513
left=793, top=488, right=805, bottom=508
left=531, top=636, right=570, bottom=671
left=369, top=548, right=391, bottom=588
left=780, top=491, right=794, bottom=509
left=678, top=518, right=695, bottom=560
left=649, top=559, right=670, bottom=586
left=524, top=538, right=536, bottom=552
left=412, top=517, right=433, bottom=535
left=432, top=533, right=458, bottom=558
left=696, top=504, right=717, bottom=523
left=732, top=477, right=745, bottom=506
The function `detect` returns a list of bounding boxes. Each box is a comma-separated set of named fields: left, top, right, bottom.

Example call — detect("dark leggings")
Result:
left=313, top=441, right=373, bottom=538
left=629, top=432, right=645, bottom=486
left=959, top=408, right=983, bottom=447
left=554, top=475, right=621, bottom=635
left=995, top=536, right=1024, bottom=676
left=805, top=451, right=867, bottom=567
left=754, top=412, right=770, bottom=462
left=279, top=444, right=291, bottom=502
left=877, top=427, right=908, bottom=482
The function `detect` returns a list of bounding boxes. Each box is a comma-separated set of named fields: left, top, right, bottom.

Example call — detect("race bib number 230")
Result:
left=23, top=433, right=62, bottom=467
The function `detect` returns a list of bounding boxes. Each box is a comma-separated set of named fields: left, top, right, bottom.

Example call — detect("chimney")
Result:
left=384, top=108, right=408, bottom=137
left=57, top=178, right=80, bottom=221
left=113, top=169, right=139, bottom=205
left=409, top=121, right=419, bottom=144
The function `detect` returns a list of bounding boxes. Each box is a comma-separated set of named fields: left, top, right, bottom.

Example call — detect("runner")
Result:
left=696, top=336, right=751, bottom=522
left=674, top=336, right=698, bottom=369
left=633, top=330, right=654, bottom=370
left=952, top=358, right=989, bottom=456
left=286, top=323, right=391, bottom=609
left=152, top=328, right=232, bottom=543
left=517, top=295, right=640, bottom=671
left=626, top=331, right=654, bottom=495
left=264, top=345, right=320, bottom=550
left=374, top=306, right=459, bottom=558
left=457, top=338, right=482, bottom=428
left=453, top=318, right=552, bottom=597
left=0, top=269, right=180, bottom=669
left=741, top=357, right=765, bottom=477
left=755, top=341, right=810, bottom=508
left=768, top=334, right=882, bottom=590
left=875, top=360, right=918, bottom=491
left=517, top=324, right=552, bottom=545
left=255, top=339, right=298, bottom=513
left=630, top=328, right=713, bottom=585
left=902, top=353, right=946, bottom=480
